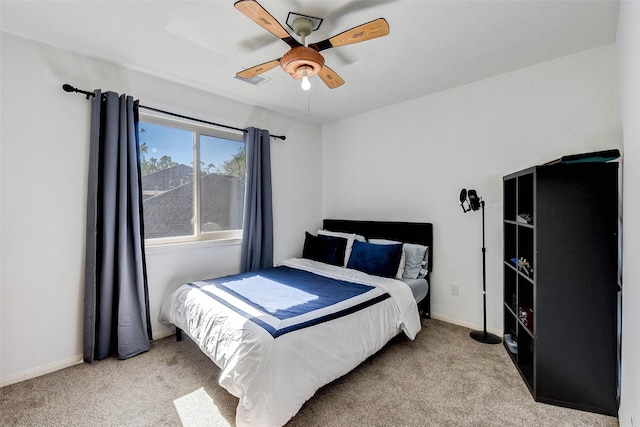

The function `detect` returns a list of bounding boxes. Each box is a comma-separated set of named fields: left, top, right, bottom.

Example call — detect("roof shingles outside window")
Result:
left=142, top=165, right=244, bottom=239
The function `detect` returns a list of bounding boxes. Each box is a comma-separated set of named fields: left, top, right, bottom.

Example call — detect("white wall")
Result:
left=0, top=33, right=323, bottom=385
left=322, top=45, right=620, bottom=334
left=2, top=29, right=633, bottom=418
left=617, top=1, right=640, bottom=425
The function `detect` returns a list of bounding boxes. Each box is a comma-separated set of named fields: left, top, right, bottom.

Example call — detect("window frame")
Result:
left=138, top=109, right=245, bottom=246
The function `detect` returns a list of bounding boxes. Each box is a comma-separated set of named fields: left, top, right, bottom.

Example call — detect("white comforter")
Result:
left=158, top=258, right=421, bottom=426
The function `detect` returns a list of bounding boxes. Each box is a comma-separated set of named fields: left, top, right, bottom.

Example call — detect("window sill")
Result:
left=144, top=237, right=242, bottom=254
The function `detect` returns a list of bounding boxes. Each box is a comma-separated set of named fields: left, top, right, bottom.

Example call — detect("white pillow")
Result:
left=403, top=243, right=429, bottom=279
left=368, top=238, right=405, bottom=279
left=317, top=230, right=366, bottom=267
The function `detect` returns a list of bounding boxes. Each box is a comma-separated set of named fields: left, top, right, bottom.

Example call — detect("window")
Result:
left=139, top=111, right=245, bottom=245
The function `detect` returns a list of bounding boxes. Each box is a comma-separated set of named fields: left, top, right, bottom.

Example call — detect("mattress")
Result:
left=402, top=277, right=429, bottom=304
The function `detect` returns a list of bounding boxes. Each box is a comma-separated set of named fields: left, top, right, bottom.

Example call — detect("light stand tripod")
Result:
left=460, top=189, right=502, bottom=345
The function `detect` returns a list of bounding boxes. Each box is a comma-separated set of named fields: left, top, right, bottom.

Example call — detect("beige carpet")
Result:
left=0, top=319, right=618, bottom=426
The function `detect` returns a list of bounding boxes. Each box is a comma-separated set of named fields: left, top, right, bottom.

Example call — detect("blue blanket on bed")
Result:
left=188, top=266, right=389, bottom=337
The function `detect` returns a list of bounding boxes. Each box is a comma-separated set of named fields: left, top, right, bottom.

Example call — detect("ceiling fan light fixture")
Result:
left=280, top=46, right=324, bottom=80
left=300, top=67, right=311, bottom=90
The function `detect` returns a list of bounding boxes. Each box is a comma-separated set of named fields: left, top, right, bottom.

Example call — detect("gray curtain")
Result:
left=83, top=90, right=152, bottom=362
left=240, top=127, right=274, bottom=272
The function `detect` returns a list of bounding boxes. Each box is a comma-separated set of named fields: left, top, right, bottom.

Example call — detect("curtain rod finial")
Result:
left=62, top=83, right=95, bottom=99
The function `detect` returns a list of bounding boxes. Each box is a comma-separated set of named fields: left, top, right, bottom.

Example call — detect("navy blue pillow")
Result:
left=302, top=232, right=347, bottom=266
left=346, top=240, right=403, bottom=278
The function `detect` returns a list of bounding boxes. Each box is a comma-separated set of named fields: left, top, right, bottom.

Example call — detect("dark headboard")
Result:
left=322, top=219, right=433, bottom=273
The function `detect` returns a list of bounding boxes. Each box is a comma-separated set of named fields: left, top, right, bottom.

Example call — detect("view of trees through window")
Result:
left=139, top=119, right=245, bottom=242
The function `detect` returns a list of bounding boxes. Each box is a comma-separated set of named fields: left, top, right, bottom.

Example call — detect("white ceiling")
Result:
left=0, top=0, right=620, bottom=125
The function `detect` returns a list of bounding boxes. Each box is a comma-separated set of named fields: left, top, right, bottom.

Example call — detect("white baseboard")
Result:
left=430, top=312, right=503, bottom=337
left=1, top=332, right=177, bottom=388
left=0, top=354, right=83, bottom=388
left=153, top=327, right=176, bottom=340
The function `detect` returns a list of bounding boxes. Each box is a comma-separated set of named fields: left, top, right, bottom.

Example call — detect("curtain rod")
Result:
left=62, top=84, right=286, bottom=141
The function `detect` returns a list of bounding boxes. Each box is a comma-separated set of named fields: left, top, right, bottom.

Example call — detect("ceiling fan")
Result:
left=234, top=0, right=390, bottom=90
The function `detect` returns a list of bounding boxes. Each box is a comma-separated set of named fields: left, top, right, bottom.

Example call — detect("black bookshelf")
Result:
left=502, top=162, right=619, bottom=416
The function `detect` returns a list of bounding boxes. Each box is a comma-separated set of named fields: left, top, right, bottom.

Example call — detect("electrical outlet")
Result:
left=451, top=283, right=459, bottom=296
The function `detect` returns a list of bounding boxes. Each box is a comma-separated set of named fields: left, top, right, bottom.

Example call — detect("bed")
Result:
left=159, top=219, right=433, bottom=426
left=322, top=219, right=433, bottom=318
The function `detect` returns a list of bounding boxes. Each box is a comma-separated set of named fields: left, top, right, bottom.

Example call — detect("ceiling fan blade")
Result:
left=236, top=59, right=281, bottom=79
left=317, top=65, right=345, bottom=89
left=309, top=18, right=389, bottom=52
left=234, top=0, right=301, bottom=48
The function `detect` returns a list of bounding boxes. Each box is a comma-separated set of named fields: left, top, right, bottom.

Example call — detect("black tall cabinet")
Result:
left=502, top=162, right=619, bottom=416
